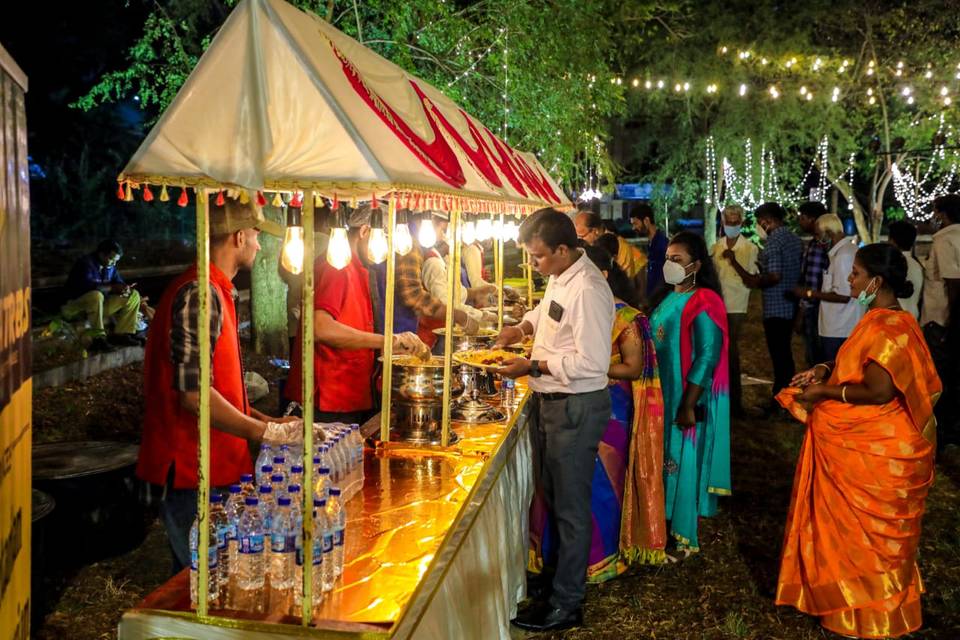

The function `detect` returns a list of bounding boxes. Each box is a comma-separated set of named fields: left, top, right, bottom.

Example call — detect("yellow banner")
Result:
left=0, top=382, right=30, bottom=640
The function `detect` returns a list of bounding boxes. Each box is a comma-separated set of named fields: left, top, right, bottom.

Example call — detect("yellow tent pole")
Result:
left=380, top=195, right=397, bottom=443
left=496, top=213, right=505, bottom=331
left=300, top=191, right=315, bottom=625
left=524, top=247, right=533, bottom=308
left=440, top=209, right=461, bottom=448
left=195, top=190, right=211, bottom=618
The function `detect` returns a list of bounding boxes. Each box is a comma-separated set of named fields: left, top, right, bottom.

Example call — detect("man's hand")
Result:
left=495, top=325, right=524, bottom=347
left=262, top=419, right=305, bottom=444
left=496, top=357, right=531, bottom=379
left=393, top=332, right=430, bottom=359
left=792, top=286, right=809, bottom=300
left=722, top=249, right=737, bottom=263
left=462, top=316, right=481, bottom=336
left=480, top=310, right=498, bottom=327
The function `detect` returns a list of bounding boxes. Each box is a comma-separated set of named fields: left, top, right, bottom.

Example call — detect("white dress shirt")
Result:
left=921, top=224, right=960, bottom=327
left=422, top=253, right=483, bottom=322
left=711, top=234, right=758, bottom=314
left=900, top=250, right=923, bottom=320
left=818, top=237, right=864, bottom=338
left=523, top=251, right=614, bottom=394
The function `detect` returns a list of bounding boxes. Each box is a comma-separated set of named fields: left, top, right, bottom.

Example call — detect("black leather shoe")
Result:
left=511, top=602, right=583, bottom=632
left=525, top=573, right=552, bottom=602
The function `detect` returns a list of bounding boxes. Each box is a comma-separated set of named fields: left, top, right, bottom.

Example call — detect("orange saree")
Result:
left=775, top=309, right=941, bottom=638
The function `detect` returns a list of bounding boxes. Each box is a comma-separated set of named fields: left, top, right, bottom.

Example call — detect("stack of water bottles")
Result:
left=189, top=422, right=364, bottom=615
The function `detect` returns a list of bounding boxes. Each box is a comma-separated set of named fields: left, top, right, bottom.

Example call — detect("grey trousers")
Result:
left=531, top=388, right=611, bottom=610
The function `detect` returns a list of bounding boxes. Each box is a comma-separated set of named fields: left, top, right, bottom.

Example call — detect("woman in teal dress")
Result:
left=647, top=231, right=731, bottom=555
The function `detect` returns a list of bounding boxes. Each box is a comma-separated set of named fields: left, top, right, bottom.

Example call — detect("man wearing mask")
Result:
left=286, top=204, right=428, bottom=425
left=793, top=214, right=863, bottom=362
left=137, top=195, right=298, bottom=573
left=495, top=208, right=614, bottom=632
left=629, top=202, right=668, bottom=297
left=923, top=194, right=960, bottom=455
left=723, top=202, right=803, bottom=409
left=794, top=202, right=830, bottom=366
left=712, top=205, right=758, bottom=417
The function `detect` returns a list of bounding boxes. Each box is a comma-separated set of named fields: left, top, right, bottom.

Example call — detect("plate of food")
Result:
left=453, top=348, right=526, bottom=371
left=431, top=327, right=499, bottom=338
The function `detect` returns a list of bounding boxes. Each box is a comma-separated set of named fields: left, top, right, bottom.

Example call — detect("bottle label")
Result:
left=271, top=533, right=297, bottom=553
left=225, top=523, right=238, bottom=540
left=239, top=534, right=264, bottom=554
left=216, top=527, right=227, bottom=549
left=312, top=540, right=323, bottom=565
left=322, top=533, right=334, bottom=554
left=191, top=547, right=219, bottom=568
left=333, top=528, right=345, bottom=547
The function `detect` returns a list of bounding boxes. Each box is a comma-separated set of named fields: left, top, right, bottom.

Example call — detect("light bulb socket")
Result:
left=286, top=206, right=302, bottom=228
left=371, top=207, right=383, bottom=230
left=336, top=207, right=347, bottom=228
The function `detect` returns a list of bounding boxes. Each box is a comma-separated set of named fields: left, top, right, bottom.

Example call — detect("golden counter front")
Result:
left=119, top=384, right=533, bottom=640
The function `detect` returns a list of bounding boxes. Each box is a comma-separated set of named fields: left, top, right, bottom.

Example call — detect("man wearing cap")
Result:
left=286, top=204, right=427, bottom=424
left=137, top=194, right=298, bottom=573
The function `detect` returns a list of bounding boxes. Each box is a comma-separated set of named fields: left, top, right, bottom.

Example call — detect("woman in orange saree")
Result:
left=775, top=243, right=941, bottom=638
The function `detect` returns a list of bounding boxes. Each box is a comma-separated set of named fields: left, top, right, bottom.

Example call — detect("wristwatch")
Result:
left=529, top=360, right=543, bottom=378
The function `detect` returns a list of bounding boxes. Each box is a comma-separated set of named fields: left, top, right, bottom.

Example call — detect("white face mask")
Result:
left=663, top=260, right=692, bottom=285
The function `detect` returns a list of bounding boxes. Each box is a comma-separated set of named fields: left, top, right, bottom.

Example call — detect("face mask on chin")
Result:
left=857, top=277, right=880, bottom=306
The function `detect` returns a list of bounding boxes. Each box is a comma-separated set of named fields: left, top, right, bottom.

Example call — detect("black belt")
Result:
left=537, top=391, right=572, bottom=401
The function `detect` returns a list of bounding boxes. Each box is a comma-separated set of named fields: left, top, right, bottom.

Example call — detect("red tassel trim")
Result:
left=290, top=191, right=302, bottom=207
left=256, top=191, right=267, bottom=206
left=216, top=190, right=225, bottom=206
left=332, top=195, right=339, bottom=210
left=143, top=185, right=154, bottom=202
left=117, top=183, right=126, bottom=200
left=178, top=187, right=189, bottom=207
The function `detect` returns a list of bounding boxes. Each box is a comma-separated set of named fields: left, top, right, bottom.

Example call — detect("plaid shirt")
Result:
left=799, top=238, right=830, bottom=309
left=758, top=226, right=803, bottom=319
left=396, top=249, right=446, bottom=320
left=170, top=282, right=231, bottom=392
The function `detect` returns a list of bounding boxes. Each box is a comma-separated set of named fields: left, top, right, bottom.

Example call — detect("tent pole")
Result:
left=380, top=195, right=397, bottom=443
left=524, top=247, right=533, bottom=308
left=440, top=208, right=461, bottom=448
left=300, top=191, right=315, bottom=625
left=195, top=190, right=211, bottom=618
left=496, top=213, right=504, bottom=331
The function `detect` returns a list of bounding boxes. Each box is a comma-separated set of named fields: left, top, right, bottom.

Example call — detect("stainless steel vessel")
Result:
left=385, top=355, right=464, bottom=444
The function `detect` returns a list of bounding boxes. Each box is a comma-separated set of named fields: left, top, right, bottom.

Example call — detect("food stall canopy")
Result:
left=119, top=0, right=570, bottom=213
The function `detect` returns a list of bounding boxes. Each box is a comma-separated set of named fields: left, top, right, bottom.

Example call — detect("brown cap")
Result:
left=209, top=196, right=267, bottom=235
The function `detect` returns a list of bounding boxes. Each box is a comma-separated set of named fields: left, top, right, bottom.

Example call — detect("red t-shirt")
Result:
left=287, top=254, right=375, bottom=412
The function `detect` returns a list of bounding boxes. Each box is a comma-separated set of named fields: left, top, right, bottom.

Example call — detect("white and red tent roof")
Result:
left=119, top=0, right=569, bottom=214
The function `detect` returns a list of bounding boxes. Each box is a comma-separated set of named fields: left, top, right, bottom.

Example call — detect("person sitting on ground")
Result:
left=62, top=239, right=141, bottom=351
left=887, top=220, right=923, bottom=319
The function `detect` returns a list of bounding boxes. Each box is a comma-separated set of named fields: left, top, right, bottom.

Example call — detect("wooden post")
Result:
left=380, top=196, right=397, bottom=443
left=440, top=208, right=461, bottom=448
left=195, top=190, right=212, bottom=618
left=300, top=191, right=315, bottom=625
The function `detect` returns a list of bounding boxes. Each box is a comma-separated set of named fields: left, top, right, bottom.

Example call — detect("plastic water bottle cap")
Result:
left=261, top=465, right=273, bottom=473
left=314, top=498, right=327, bottom=508
left=229, top=484, right=242, bottom=494
left=211, top=493, right=223, bottom=503
left=351, top=423, right=360, bottom=429
left=319, top=467, right=330, bottom=475
left=259, top=485, right=272, bottom=494
left=240, top=473, right=253, bottom=483
left=273, top=457, right=285, bottom=465
left=277, top=497, right=291, bottom=507
left=330, top=488, right=341, bottom=497
left=262, top=444, right=272, bottom=451
left=271, top=474, right=284, bottom=483
left=288, top=485, right=301, bottom=493
left=313, top=457, right=320, bottom=465
left=280, top=444, right=290, bottom=451
left=291, top=465, right=303, bottom=473
left=245, top=496, right=259, bottom=506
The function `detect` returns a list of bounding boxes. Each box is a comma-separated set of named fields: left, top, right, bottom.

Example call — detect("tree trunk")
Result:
left=251, top=206, right=289, bottom=355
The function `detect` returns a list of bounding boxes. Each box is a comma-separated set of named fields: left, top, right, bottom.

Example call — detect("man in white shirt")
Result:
left=888, top=220, right=923, bottom=319
left=712, top=205, right=758, bottom=416
left=923, top=195, right=960, bottom=452
left=795, top=214, right=863, bottom=362
left=495, top=208, right=614, bottom=633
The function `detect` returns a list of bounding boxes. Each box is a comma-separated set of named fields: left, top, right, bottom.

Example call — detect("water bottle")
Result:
left=255, top=445, right=272, bottom=482
left=316, top=497, right=335, bottom=593
left=257, top=464, right=273, bottom=489
left=269, top=496, right=297, bottom=614
left=286, top=484, right=303, bottom=515
left=313, top=466, right=331, bottom=502
left=309, top=499, right=329, bottom=607
left=224, top=485, right=245, bottom=609
left=289, top=464, right=304, bottom=490
left=239, top=473, right=256, bottom=499
left=258, top=485, right=275, bottom=531
left=326, top=488, right=345, bottom=578
left=237, top=496, right=265, bottom=613
left=502, top=377, right=516, bottom=406
left=189, top=512, right=219, bottom=609
left=272, top=456, right=288, bottom=488
left=209, top=493, right=230, bottom=601
left=350, top=424, right=364, bottom=497
left=270, top=473, right=287, bottom=500
left=316, top=445, right=332, bottom=477
left=287, top=443, right=304, bottom=474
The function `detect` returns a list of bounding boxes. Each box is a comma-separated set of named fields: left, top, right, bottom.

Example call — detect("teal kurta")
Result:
left=650, top=290, right=725, bottom=550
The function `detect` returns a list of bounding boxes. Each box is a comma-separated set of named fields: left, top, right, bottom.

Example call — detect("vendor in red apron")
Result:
left=286, top=204, right=427, bottom=424
left=137, top=194, right=299, bottom=574
left=386, top=211, right=479, bottom=349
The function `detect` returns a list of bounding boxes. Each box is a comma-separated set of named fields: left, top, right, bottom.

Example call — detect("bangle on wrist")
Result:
left=841, top=385, right=848, bottom=403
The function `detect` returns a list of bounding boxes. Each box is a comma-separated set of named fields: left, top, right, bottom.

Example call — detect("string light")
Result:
left=739, top=83, right=747, bottom=96
left=769, top=85, right=780, bottom=99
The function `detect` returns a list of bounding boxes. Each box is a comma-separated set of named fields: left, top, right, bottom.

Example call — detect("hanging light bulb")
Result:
left=366, top=208, right=388, bottom=264
left=476, top=216, right=493, bottom=242
left=418, top=213, right=437, bottom=249
left=491, top=215, right=504, bottom=240
left=394, top=209, right=414, bottom=256
left=462, top=216, right=477, bottom=245
left=326, top=208, right=352, bottom=270
left=280, top=207, right=305, bottom=274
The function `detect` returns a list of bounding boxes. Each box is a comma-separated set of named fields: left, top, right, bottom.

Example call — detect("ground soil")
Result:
left=30, top=298, right=960, bottom=639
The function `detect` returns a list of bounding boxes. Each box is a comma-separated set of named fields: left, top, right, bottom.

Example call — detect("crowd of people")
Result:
left=116, top=191, right=958, bottom=637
